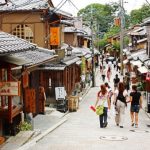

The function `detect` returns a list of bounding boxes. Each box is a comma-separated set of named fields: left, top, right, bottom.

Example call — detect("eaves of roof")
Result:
left=0, top=32, right=36, bottom=55
left=0, top=48, right=57, bottom=67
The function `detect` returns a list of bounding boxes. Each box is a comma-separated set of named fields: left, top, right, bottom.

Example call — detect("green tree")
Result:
left=130, top=4, right=150, bottom=25
left=77, top=3, right=119, bottom=33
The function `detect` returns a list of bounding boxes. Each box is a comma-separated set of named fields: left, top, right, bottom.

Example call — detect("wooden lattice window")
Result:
left=12, top=24, right=34, bottom=42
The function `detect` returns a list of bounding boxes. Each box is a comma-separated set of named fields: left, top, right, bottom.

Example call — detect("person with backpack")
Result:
left=113, top=82, right=128, bottom=128
left=129, top=85, right=142, bottom=128
left=95, top=84, right=111, bottom=128
left=113, top=74, right=120, bottom=89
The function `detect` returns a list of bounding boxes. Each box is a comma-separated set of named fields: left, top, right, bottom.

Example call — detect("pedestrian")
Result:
left=129, top=85, right=142, bottom=128
left=113, top=59, right=116, bottom=69
left=108, top=61, right=112, bottom=69
left=39, top=85, right=46, bottom=114
left=125, top=73, right=130, bottom=92
left=95, top=84, right=111, bottom=128
left=113, top=74, right=120, bottom=90
left=113, top=82, right=128, bottom=128
left=105, top=82, right=113, bottom=103
left=107, top=66, right=111, bottom=82
left=101, top=66, right=106, bottom=82
left=100, top=64, right=103, bottom=73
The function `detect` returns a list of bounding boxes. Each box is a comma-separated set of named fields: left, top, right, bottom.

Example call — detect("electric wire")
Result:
left=51, top=0, right=68, bottom=14
left=145, top=0, right=150, bottom=6
left=68, top=0, right=79, bottom=11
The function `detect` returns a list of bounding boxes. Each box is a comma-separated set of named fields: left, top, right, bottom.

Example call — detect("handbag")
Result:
left=96, top=105, right=104, bottom=115
left=96, top=99, right=106, bottom=115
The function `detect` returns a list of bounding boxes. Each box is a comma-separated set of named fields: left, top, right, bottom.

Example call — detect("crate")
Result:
left=68, top=96, right=79, bottom=112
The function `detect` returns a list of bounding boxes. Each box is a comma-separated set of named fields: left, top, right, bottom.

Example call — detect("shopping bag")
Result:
left=96, top=105, right=104, bottom=115
left=90, top=106, right=96, bottom=112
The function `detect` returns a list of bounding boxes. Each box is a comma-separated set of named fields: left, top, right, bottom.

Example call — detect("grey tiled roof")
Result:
left=12, top=47, right=56, bottom=66
left=39, top=64, right=66, bottom=71
left=0, top=0, right=72, bottom=18
left=61, top=56, right=80, bottom=66
left=0, top=0, right=50, bottom=11
left=1, top=47, right=56, bottom=66
left=0, top=32, right=36, bottom=55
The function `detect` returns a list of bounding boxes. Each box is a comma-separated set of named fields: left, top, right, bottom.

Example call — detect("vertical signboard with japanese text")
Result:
left=50, top=27, right=60, bottom=46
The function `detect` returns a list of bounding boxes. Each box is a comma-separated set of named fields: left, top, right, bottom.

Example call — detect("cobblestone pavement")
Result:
left=27, top=62, right=150, bottom=150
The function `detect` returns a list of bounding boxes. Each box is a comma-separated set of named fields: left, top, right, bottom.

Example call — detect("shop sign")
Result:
left=0, top=81, right=20, bottom=96
left=50, top=27, right=60, bottom=46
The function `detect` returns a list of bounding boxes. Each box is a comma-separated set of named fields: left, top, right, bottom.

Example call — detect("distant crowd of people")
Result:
left=94, top=53, right=142, bottom=129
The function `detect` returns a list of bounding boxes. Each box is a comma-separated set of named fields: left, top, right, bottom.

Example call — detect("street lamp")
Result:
left=66, top=45, right=73, bottom=56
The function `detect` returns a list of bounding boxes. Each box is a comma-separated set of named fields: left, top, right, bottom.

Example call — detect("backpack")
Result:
left=117, top=92, right=127, bottom=106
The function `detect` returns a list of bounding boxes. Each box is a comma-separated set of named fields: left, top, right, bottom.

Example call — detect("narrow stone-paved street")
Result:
left=27, top=63, right=150, bottom=150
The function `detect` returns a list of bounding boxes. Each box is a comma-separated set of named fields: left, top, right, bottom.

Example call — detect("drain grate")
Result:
left=130, top=129, right=149, bottom=133
left=100, top=135, right=128, bottom=141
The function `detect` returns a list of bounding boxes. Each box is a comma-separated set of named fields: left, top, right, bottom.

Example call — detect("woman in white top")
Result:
left=113, top=82, right=128, bottom=128
left=95, top=84, right=111, bottom=128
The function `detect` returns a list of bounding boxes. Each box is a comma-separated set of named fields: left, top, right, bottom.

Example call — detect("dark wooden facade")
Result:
left=40, top=64, right=81, bottom=105
left=0, top=62, right=23, bottom=136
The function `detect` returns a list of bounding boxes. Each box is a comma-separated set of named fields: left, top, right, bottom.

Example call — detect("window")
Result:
left=12, top=24, right=34, bottom=43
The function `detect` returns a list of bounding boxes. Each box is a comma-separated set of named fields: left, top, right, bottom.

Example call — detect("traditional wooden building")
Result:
left=38, top=55, right=81, bottom=105
left=0, top=0, right=72, bottom=49
left=0, top=32, right=57, bottom=136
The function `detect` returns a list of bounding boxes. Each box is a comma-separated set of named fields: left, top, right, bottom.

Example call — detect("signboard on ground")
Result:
left=55, top=87, right=66, bottom=100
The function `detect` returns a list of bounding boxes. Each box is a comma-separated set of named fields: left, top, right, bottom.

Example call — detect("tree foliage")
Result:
left=130, top=4, right=150, bottom=25
left=77, top=3, right=119, bottom=33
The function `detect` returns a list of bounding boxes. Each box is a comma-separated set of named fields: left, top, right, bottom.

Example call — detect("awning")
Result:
left=62, top=57, right=80, bottom=66
left=138, top=66, right=149, bottom=74
left=130, top=60, right=143, bottom=67
left=85, top=54, right=92, bottom=59
left=130, top=50, right=147, bottom=60
left=76, top=60, right=82, bottom=65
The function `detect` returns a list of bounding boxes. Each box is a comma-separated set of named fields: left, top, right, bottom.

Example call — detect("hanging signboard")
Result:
left=0, top=81, right=20, bottom=96
left=50, top=27, right=60, bottom=46
left=23, top=70, right=29, bottom=88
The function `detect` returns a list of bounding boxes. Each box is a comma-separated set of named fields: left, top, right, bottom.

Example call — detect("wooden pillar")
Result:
left=7, top=66, right=12, bottom=123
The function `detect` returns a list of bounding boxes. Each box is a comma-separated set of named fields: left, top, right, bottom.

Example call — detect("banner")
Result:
left=50, top=27, right=60, bottom=46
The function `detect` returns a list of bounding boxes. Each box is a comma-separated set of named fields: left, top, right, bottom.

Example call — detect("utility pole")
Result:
left=91, top=5, right=96, bottom=87
left=120, top=0, right=124, bottom=75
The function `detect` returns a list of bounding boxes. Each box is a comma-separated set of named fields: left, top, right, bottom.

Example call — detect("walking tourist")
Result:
left=95, top=84, right=111, bottom=128
left=113, top=74, right=120, bottom=90
left=113, top=82, right=128, bottom=128
left=129, top=85, right=142, bottom=128
left=107, top=66, right=112, bottom=82
left=101, top=66, right=106, bottom=82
